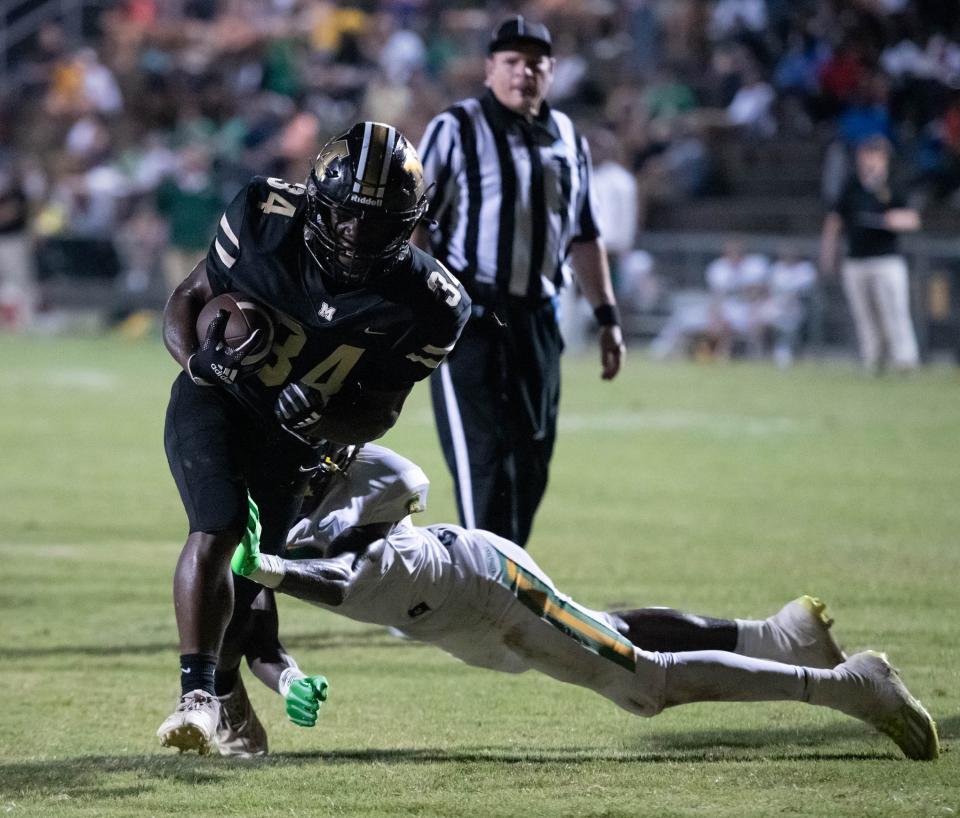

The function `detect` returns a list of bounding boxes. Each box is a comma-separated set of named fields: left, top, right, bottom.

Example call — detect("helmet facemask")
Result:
left=304, top=177, right=425, bottom=288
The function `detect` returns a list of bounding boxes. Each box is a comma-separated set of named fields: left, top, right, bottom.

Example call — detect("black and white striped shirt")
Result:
left=418, top=91, right=601, bottom=304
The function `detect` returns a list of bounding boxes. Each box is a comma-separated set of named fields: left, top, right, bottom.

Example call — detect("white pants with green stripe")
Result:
left=404, top=529, right=668, bottom=717
left=402, top=528, right=847, bottom=719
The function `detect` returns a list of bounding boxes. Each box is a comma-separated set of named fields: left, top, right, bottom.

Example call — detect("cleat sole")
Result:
left=159, top=723, right=214, bottom=755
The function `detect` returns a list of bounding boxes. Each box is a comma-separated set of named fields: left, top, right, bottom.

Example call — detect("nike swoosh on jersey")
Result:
left=363, top=327, right=388, bottom=335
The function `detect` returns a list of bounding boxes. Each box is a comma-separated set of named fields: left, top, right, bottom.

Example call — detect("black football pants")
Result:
left=431, top=298, right=562, bottom=548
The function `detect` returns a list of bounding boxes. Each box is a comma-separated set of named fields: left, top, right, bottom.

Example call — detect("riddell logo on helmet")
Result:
left=349, top=193, right=382, bottom=206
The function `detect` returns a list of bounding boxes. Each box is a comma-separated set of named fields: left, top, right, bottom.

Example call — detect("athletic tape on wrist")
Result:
left=279, top=667, right=307, bottom=698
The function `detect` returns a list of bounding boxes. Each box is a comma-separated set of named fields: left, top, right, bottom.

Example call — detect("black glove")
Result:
left=274, top=381, right=327, bottom=443
left=187, top=309, right=261, bottom=386
left=274, top=381, right=362, bottom=444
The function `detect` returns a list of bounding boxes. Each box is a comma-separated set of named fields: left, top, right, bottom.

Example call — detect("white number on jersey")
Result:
left=260, top=192, right=297, bottom=218
left=427, top=266, right=462, bottom=307
left=300, top=344, right=365, bottom=405
left=266, top=178, right=306, bottom=195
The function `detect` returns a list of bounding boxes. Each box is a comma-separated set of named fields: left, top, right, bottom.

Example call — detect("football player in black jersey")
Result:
left=157, top=121, right=470, bottom=755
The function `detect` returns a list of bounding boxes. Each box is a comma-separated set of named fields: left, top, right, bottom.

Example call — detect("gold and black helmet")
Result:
left=304, top=121, right=428, bottom=288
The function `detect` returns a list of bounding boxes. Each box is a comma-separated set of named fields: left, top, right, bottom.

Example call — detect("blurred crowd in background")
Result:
left=0, top=0, right=958, bottom=362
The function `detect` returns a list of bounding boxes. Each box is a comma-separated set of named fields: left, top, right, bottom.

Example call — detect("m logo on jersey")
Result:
left=318, top=302, right=337, bottom=321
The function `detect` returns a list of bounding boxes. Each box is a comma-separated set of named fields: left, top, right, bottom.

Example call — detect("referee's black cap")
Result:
left=488, top=15, right=552, bottom=56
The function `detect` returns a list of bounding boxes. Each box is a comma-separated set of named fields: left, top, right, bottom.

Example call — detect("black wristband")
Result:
left=593, top=303, right=620, bottom=327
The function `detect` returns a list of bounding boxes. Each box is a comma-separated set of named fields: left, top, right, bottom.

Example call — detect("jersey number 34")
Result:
left=258, top=313, right=363, bottom=404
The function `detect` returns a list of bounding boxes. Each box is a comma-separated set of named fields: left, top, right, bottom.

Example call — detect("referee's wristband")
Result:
left=593, top=303, right=621, bottom=328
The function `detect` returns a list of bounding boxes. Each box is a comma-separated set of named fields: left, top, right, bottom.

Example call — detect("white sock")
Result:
left=734, top=618, right=771, bottom=658
left=662, top=650, right=827, bottom=708
left=248, top=553, right=286, bottom=589
left=735, top=617, right=800, bottom=662
left=801, top=665, right=866, bottom=717
left=660, top=651, right=864, bottom=722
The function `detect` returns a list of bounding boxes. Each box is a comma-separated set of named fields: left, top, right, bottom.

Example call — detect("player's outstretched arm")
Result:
left=231, top=496, right=355, bottom=607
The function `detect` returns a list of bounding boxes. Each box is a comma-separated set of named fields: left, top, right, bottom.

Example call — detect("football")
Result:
left=196, top=292, right=274, bottom=373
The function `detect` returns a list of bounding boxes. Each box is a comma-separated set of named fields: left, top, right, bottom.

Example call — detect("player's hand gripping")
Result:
left=274, top=381, right=328, bottom=443
left=187, top=309, right=261, bottom=386
left=274, top=381, right=361, bottom=444
left=284, top=676, right=329, bottom=727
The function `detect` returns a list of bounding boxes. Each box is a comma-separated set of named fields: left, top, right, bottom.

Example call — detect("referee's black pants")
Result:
left=431, top=298, right=562, bottom=548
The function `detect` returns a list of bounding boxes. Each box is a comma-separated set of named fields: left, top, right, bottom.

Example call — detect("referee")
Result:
left=416, top=16, right=626, bottom=547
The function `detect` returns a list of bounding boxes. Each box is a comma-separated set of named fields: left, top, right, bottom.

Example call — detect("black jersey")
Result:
left=205, top=176, right=471, bottom=419
left=831, top=176, right=907, bottom=259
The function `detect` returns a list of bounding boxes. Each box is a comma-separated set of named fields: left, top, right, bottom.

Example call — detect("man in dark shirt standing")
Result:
left=820, top=136, right=921, bottom=372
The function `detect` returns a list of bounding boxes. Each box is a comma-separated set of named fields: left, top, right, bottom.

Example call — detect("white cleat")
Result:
left=217, top=676, right=268, bottom=758
left=767, top=595, right=847, bottom=668
left=157, top=689, right=220, bottom=755
left=837, top=650, right=940, bottom=761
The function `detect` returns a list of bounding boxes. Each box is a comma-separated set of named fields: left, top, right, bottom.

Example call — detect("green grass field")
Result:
left=1, top=335, right=958, bottom=817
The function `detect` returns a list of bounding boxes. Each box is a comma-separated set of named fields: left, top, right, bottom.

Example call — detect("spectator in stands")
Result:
left=113, top=200, right=167, bottom=320
left=818, top=40, right=867, bottom=118
left=627, top=0, right=662, bottom=80
left=761, top=245, right=818, bottom=367
left=774, top=30, right=830, bottom=133
left=651, top=237, right=769, bottom=360
left=706, top=236, right=771, bottom=356
left=43, top=46, right=123, bottom=118
left=820, top=135, right=921, bottom=372
left=0, top=145, right=37, bottom=330
left=726, top=63, right=777, bottom=137
left=708, top=0, right=768, bottom=43
left=65, top=113, right=113, bottom=162
left=155, top=144, right=224, bottom=291
left=837, top=73, right=894, bottom=148
left=19, top=21, right=70, bottom=97
left=916, top=90, right=960, bottom=201
left=590, top=126, right=639, bottom=280
left=642, top=65, right=698, bottom=123
left=75, top=48, right=124, bottom=117
left=7, top=0, right=960, bottom=335
left=636, top=118, right=711, bottom=228
left=53, top=159, right=127, bottom=242
left=617, top=249, right=663, bottom=318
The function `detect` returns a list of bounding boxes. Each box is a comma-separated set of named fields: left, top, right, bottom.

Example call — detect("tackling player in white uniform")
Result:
left=232, top=444, right=939, bottom=761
